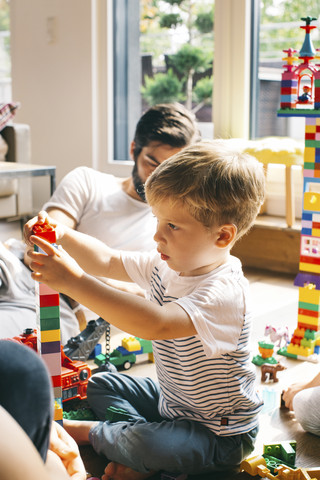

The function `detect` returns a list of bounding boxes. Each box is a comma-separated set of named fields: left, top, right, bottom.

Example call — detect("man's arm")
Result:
left=46, top=207, right=77, bottom=229
left=282, top=371, right=320, bottom=410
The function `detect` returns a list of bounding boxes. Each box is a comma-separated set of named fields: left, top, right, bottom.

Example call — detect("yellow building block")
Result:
left=39, top=329, right=61, bottom=342
left=54, top=400, right=63, bottom=421
left=305, top=126, right=316, bottom=133
left=304, top=191, right=320, bottom=212
left=122, top=336, right=141, bottom=352
left=312, top=228, right=320, bottom=237
left=299, top=262, right=320, bottom=274
left=299, top=287, right=320, bottom=303
left=304, top=149, right=315, bottom=164
left=298, top=314, right=320, bottom=327
left=287, top=343, right=313, bottom=357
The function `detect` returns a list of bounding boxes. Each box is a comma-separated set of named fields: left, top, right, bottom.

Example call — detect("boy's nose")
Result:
left=154, top=227, right=163, bottom=243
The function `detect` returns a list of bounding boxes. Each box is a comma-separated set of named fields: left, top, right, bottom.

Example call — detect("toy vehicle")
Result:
left=12, top=327, right=38, bottom=350
left=95, top=336, right=154, bottom=370
left=11, top=328, right=91, bottom=403
left=63, top=317, right=109, bottom=361
left=60, top=348, right=91, bottom=402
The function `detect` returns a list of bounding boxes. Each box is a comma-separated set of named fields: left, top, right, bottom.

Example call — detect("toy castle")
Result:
left=277, top=16, right=320, bottom=362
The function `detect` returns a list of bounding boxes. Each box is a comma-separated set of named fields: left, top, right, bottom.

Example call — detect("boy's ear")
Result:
left=216, top=224, right=237, bottom=248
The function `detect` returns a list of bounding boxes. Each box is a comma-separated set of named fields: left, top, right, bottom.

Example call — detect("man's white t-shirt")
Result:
left=43, top=166, right=157, bottom=252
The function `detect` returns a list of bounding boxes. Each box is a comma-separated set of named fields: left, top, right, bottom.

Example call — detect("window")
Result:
left=255, top=0, right=320, bottom=141
left=0, top=0, right=11, bottom=102
left=113, top=0, right=215, bottom=160
left=140, top=0, right=214, bottom=136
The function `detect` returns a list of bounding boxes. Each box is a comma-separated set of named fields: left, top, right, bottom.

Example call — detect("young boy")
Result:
left=24, top=141, right=265, bottom=480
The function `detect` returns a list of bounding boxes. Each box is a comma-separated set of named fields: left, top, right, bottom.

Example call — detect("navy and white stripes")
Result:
left=122, top=251, right=263, bottom=436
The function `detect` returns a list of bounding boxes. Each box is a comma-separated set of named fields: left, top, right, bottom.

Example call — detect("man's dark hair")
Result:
left=132, top=103, right=201, bottom=160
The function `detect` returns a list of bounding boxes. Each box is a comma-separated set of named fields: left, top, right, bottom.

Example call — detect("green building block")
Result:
left=263, top=441, right=296, bottom=467
left=252, top=355, right=278, bottom=366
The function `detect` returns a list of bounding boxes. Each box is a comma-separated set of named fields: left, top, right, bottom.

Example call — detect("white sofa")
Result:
left=0, top=124, right=33, bottom=218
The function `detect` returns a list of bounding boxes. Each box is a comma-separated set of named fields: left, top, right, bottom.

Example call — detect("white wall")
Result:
left=10, top=0, right=112, bottom=190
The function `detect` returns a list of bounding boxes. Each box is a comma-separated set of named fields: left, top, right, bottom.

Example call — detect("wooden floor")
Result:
left=80, top=267, right=320, bottom=479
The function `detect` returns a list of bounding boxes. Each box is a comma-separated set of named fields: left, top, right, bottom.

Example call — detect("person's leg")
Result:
left=0, top=340, right=53, bottom=461
left=87, top=372, right=163, bottom=422
left=88, top=371, right=258, bottom=475
left=90, top=416, right=258, bottom=475
left=293, top=386, right=320, bottom=436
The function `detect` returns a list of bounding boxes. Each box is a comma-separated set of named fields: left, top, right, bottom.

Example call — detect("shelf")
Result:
left=232, top=215, right=301, bottom=274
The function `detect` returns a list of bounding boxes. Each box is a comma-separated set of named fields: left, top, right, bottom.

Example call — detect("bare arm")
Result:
left=0, top=406, right=86, bottom=480
left=46, top=207, right=77, bottom=229
left=24, top=212, right=131, bottom=282
left=282, top=371, right=320, bottom=410
left=26, top=235, right=196, bottom=340
left=48, top=208, right=147, bottom=297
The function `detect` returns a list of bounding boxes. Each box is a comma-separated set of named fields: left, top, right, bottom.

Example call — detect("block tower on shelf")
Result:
left=32, top=220, right=63, bottom=424
left=277, top=16, right=320, bottom=363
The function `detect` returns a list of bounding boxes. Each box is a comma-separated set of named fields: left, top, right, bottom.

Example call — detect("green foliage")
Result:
left=141, top=68, right=184, bottom=105
left=159, top=13, right=183, bottom=29
left=193, top=76, right=213, bottom=104
left=162, top=0, right=185, bottom=6
left=169, top=44, right=210, bottom=76
left=140, top=0, right=214, bottom=113
left=0, top=0, right=10, bottom=31
left=194, top=9, right=214, bottom=34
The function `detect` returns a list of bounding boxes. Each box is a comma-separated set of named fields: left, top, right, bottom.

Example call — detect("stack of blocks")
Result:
left=32, top=221, right=63, bottom=424
left=277, top=16, right=320, bottom=363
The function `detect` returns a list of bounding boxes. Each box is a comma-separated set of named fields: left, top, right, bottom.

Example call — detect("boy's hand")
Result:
left=26, top=235, right=84, bottom=294
left=24, top=210, right=65, bottom=246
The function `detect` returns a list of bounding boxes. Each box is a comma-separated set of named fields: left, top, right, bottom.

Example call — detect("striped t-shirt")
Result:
left=121, top=251, right=263, bottom=436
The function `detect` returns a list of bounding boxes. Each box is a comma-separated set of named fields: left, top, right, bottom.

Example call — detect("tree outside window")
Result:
left=140, top=0, right=214, bottom=123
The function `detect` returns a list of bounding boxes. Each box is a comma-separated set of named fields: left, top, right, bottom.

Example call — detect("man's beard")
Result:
left=132, top=163, right=146, bottom=202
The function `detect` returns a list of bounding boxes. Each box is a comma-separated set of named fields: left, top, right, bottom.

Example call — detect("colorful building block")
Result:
left=32, top=220, right=63, bottom=422
left=277, top=17, right=320, bottom=363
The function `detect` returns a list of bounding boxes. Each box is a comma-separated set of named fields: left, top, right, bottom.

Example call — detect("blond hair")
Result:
left=145, top=140, right=265, bottom=241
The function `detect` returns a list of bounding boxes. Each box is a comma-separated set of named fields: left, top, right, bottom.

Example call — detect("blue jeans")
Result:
left=87, top=372, right=258, bottom=475
left=0, top=340, right=53, bottom=461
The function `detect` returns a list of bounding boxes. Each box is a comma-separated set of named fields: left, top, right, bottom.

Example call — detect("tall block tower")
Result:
left=32, top=221, right=63, bottom=424
left=277, top=16, right=320, bottom=363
